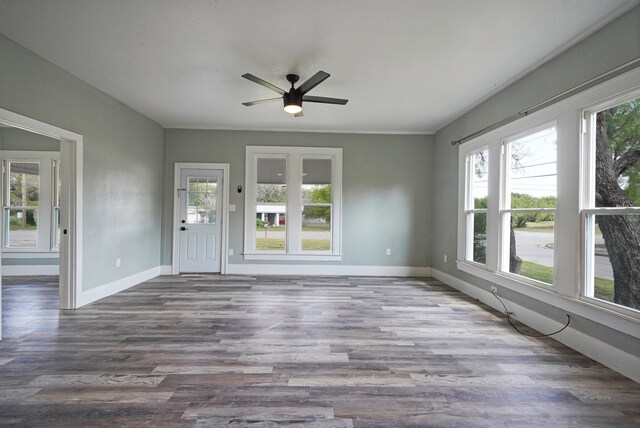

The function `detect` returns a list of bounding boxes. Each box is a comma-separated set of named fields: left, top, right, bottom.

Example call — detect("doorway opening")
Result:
left=0, top=107, right=83, bottom=340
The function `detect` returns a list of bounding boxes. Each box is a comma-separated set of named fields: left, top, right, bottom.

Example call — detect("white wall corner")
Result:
left=226, top=264, right=431, bottom=277
left=160, top=265, right=173, bottom=275
left=77, top=266, right=160, bottom=308
left=431, top=268, right=640, bottom=384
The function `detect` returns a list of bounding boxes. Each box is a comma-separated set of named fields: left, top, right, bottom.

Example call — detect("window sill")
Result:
left=243, top=252, right=342, bottom=262
left=2, top=251, right=60, bottom=258
left=456, top=260, right=640, bottom=339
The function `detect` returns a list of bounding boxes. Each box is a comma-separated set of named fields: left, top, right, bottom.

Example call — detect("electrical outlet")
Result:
left=228, top=249, right=234, bottom=256
left=386, top=248, right=391, bottom=256
left=443, top=254, right=447, bottom=263
left=116, top=258, right=121, bottom=268
left=491, top=286, right=497, bottom=294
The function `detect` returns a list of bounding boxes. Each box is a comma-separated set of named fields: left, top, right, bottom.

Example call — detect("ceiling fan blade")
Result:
left=303, top=95, right=348, bottom=105
left=297, top=71, right=330, bottom=94
left=294, top=111, right=304, bottom=118
left=242, top=73, right=285, bottom=95
left=242, top=98, right=282, bottom=107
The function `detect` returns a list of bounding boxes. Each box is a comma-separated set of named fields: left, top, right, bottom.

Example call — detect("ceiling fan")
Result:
left=242, top=71, right=348, bottom=117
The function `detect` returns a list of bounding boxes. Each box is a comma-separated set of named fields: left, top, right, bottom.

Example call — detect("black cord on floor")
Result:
left=490, top=288, right=571, bottom=338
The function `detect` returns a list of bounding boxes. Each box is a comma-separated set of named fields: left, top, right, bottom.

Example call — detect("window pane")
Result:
left=54, top=207, right=61, bottom=248
left=9, top=162, right=40, bottom=207
left=186, top=176, right=216, bottom=224
left=507, top=212, right=555, bottom=285
left=509, top=127, right=557, bottom=208
left=256, top=158, right=286, bottom=251
left=470, top=149, right=488, bottom=209
left=302, top=205, right=331, bottom=251
left=594, top=97, right=640, bottom=209
left=301, top=158, right=332, bottom=251
left=53, top=160, right=61, bottom=207
left=587, top=214, right=640, bottom=311
left=6, top=208, right=38, bottom=248
left=467, top=212, right=486, bottom=264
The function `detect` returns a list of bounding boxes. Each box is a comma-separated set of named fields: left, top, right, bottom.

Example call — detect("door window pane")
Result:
left=256, top=158, right=287, bottom=251
left=186, top=176, right=217, bottom=224
left=301, top=158, right=332, bottom=251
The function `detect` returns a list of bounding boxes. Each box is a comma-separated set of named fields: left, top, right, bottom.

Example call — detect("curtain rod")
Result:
left=451, top=56, right=640, bottom=146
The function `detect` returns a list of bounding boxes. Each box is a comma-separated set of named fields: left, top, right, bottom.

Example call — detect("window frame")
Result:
left=580, top=89, right=640, bottom=318
left=1, top=150, right=60, bottom=254
left=498, top=121, right=558, bottom=287
left=244, top=146, right=342, bottom=261
left=463, top=146, right=489, bottom=266
left=456, top=66, right=640, bottom=330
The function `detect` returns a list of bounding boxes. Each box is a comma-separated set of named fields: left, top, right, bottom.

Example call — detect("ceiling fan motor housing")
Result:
left=283, top=90, right=303, bottom=107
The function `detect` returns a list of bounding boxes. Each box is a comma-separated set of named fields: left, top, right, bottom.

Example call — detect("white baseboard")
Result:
left=431, top=268, right=640, bottom=384
left=225, top=264, right=431, bottom=277
left=1, top=264, right=59, bottom=275
left=160, top=265, right=172, bottom=275
left=77, top=266, right=160, bottom=308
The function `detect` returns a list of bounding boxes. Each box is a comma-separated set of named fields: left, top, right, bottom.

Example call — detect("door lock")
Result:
left=180, top=226, right=188, bottom=231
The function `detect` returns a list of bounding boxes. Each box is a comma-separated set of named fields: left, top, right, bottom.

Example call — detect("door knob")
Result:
left=180, top=226, right=188, bottom=231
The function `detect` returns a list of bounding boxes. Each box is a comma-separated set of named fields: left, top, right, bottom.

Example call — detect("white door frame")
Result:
left=172, top=162, right=229, bottom=275
left=0, top=107, right=83, bottom=315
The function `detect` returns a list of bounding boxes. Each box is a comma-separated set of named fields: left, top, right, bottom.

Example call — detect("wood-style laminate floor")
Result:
left=0, top=275, right=639, bottom=427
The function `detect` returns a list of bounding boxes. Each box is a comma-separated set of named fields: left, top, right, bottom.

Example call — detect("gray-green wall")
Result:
left=163, top=130, right=432, bottom=268
left=0, top=33, right=164, bottom=290
left=431, top=6, right=640, bottom=355
left=0, top=127, right=60, bottom=151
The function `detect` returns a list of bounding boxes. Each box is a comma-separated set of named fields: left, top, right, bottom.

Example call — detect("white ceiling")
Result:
left=0, top=0, right=637, bottom=134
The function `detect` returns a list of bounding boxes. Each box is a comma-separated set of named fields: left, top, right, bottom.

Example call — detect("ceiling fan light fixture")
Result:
left=241, top=71, right=348, bottom=117
left=283, top=90, right=303, bottom=114
left=284, top=103, right=302, bottom=114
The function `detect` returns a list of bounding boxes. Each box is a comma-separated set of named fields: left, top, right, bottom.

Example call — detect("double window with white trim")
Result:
left=458, top=69, right=640, bottom=318
left=1, top=151, right=61, bottom=253
left=244, top=146, right=342, bottom=261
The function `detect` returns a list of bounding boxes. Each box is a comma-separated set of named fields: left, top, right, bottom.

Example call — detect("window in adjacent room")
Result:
left=1, top=151, right=60, bottom=252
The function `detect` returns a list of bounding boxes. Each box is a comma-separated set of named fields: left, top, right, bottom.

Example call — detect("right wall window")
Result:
left=584, top=95, right=640, bottom=312
left=500, top=125, right=557, bottom=285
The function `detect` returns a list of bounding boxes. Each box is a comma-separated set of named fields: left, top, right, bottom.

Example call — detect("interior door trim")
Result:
left=172, top=162, right=229, bottom=275
left=0, top=107, right=83, bottom=315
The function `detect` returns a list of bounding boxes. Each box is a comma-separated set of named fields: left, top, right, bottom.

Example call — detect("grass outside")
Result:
left=519, top=221, right=603, bottom=236
left=519, top=260, right=614, bottom=302
left=9, top=224, right=37, bottom=231
left=256, top=238, right=285, bottom=250
left=301, top=239, right=330, bottom=251
left=256, top=238, right=330, bottom=251
left=257, top=225, right=330, bottom=232
left=519, top=221, right=553, bottom=233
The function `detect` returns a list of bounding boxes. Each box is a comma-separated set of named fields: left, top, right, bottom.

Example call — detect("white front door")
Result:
left=179, top=168, right=223, bottom=273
